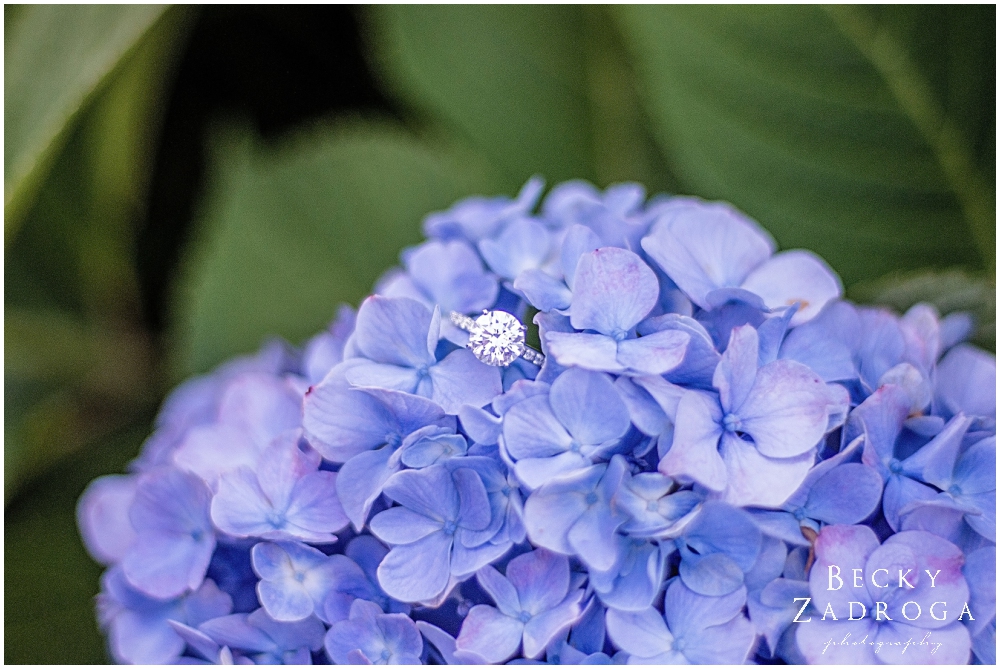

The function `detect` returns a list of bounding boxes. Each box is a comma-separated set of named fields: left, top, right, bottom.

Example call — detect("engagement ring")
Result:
left=450, top=310, right=545, bottom=367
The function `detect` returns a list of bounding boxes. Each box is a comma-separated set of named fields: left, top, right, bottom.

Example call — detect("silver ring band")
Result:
left=449, top=310, right=545, bottom=368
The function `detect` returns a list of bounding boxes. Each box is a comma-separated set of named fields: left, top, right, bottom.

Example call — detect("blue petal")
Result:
left=678, top=548, right=745, bottom=596
left=405, top=240, right=498, bottom=313
left=302, top=387, right=396, bottom=462
left=337, top=447, right=400, bottom=531
left=428, top=349, right=503, bottom=414
left=503, top=395, right=574, bottom=460
left=604, top=606, right=672, bottom=659
left=354, top=296, right=437, bottom=367
left=778, top=299, right=860, bottom=383
left=713, top=325, right=759, bottom=413
left=737, top=360, right=832, bottom=459
left=515, top=268, right=573, bottom=312
left=383, top=465, right=459, bottom=521
left=479, top=217, right=551, bottom=281
left=658, top=391, right=726, bottom=492
left=559, top=224, right=602, bottom=289
left=640, top=201, right=774, bottom=309
left=740, top=250, right=841, bottom=326
left=544, top=332, right=624, bottom=373
left=935, top=344, right=996, bottom=419
left=455, top=604, right=524, bottom=664
left=613, top=377, right=667, bottom=437
left=615, top=329, right=690, bottom=376
left=506, top=548, right=571, bottom=616
left=376, top=532, right=454, bottom=603
left=683, top=501, right=761, bottom=572
left=570, top=248, right=659, bottom=336
left=549, top=368, right=630, bottom=447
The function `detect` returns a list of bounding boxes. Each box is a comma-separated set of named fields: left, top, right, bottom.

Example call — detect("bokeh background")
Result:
left=4, top=5, right=995, bottom=663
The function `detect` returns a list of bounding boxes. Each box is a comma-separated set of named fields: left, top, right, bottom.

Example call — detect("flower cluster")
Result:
left=78, top=179, right=995, bottom=664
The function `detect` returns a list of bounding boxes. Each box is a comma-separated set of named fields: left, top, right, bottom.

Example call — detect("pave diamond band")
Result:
left=450, top=310, right=545, bottom=368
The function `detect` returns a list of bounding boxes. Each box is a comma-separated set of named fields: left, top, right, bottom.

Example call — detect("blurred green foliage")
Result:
left=4, top=5, right=994, bottom=663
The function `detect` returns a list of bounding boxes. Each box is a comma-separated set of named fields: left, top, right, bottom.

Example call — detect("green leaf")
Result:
left=4, top=9, right=187, bottom=500
left=365, top=6, right=597, bottom=188
left=4, top=4, right=169, bottom=238
left=615, top=6, right=994, bottom=285
left=170, top=120, right=501, bottom=377
left=5, top=421, right=148, bottom=663
left=849, top=269, right=995, bottom=350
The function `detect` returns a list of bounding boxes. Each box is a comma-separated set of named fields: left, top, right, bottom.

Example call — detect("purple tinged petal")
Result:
left=658, top=391, right=726, bottom=492
left=935, top=344, right=996, bottom=419
left=283, top=471, right=348, bottom=540
left=523, top=467, right=601, bottom=555
left=455, top=604, right=525, bottom=664
left=874, top=620, right=971, bottom=664
left=803, top=463, right=882, bottom=524
left=108, top=608, right=186, bottom=664
left=902, top=414, right=972, bottom=487
left=406, top=240, right=499, bottom=313
left=560, top=224, right=602, bottom=289
left=544, top=332, right=624, bottom=372
left=796, top=618, right=878, bottom=664
left=549, top=368, right=630, bottom=446
left=255, top=432, right=312, bottom=510
left=337, top=447, right=400, bottom=531
left=503, top=395, right=574, bottom=460
left=883, top=474, right=938, bottom=531
left=522, top=590, right=584, bottom=658
left=681, top=614, right=756, bottom=665
left=354, top=296, right=437, bottom=368
left=720, top=433, right=815, bottom=508
left=568, top=504, right=623, bottom=571
left=871, top=531, right=969, bottom=628
left=172, top=423, right=265, bottom=486
left=616, top=329, right=690, bottom=376
left=640, top=201, right=775, bottom=309
left=477, top=565, right=521, bottom=617
left=740, top=250, right=841, bottom=326
left=515, top=452, right=593, bottom=490
left=779, top=299, right=861, bottom=382
left=211, top=468, right=276, bottom=537
left=382, top=465, right=459, bottom=522
left=302, top=387, right=396, bottom=463
left=514, top=268, right=573, bottom=312
left=954, top=436, right=996, bottom=494
left=122, top=531, right=216, bottom=600
left=809, top=524, right=879, bottom=610
left=714, top=325, right=759, bottom=413
left=453, top=467, right=491, bottom=531
left=613, top=376, right=668, bottom=436
left=428, top=348, right=503, bottom=414
left=639, top=314, right=720, bottom=388
left=345, top=360, right=422, bottom=394
left=479, top=218, right=551, bottom=281
left=216, top=373, right=302, bottom=449
left=664, top=579, right=748, bottom=639
left=506, top=549, right=570, bottom=616
left=605, top=606, right=672, bottom=659
left=370, top=507, right=442, bottom=545
left=570, top=247, right=659, bottom=335
left=738, top=359, right=831, bottom=458
left=77, top=474, right=137, bottom=565
left=377, top=532, right=453, bottom=603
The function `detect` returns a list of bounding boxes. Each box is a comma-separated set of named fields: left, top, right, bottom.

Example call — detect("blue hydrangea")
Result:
left=77, top=178, right=995, bottom=664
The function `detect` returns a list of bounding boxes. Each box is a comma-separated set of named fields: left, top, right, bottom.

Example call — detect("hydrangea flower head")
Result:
left=77, top=178, right=994, bottom=665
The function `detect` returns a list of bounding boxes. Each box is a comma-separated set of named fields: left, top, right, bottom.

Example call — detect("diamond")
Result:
left=467, top=310, right=526, bottom=366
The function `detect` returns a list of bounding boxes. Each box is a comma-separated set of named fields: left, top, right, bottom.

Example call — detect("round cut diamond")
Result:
left=468, top=310, right=526, bottom=366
